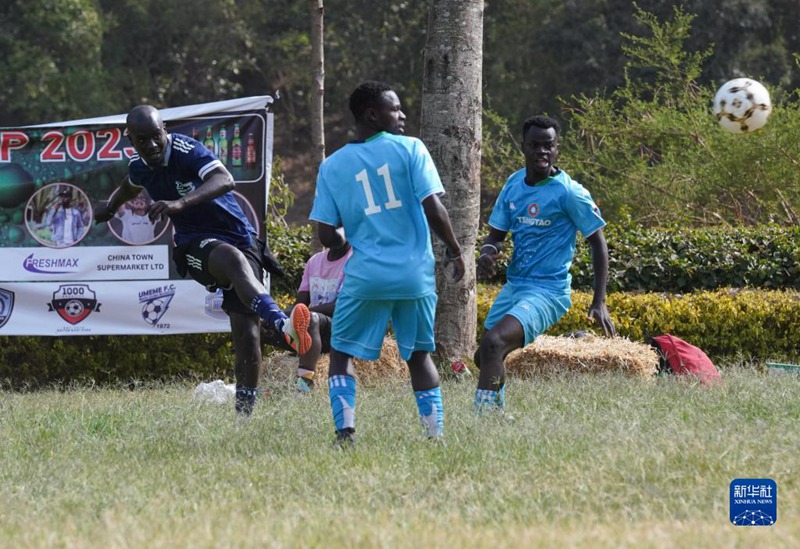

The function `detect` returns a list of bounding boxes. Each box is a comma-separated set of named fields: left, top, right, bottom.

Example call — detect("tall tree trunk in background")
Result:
left=309, top=0, right=325, bottom=251
left=421, top=0, right=483, bottom=367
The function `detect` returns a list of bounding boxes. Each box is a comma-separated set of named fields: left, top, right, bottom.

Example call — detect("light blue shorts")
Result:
left=331, top=292, right=438, bottom=361
left=484, top=283, right=571, bottom=346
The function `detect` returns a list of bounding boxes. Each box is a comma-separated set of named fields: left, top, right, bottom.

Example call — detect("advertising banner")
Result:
left=0, top=96, right=274, bottom=335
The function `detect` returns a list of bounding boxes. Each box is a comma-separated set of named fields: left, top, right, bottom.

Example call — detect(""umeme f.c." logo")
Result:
left=48, top=284, right=101, bottom=325
left=139, top=284, right=176, bottom=326
left=730, top=478, right=777, bottom=526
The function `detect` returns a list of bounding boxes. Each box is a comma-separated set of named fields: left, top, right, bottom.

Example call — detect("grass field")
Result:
left=1, top=367, right=798, bottom=548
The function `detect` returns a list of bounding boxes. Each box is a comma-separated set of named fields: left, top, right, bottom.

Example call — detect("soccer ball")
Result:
left=142, top=299, right=166, bottom=325
left=712, top=78, right=772, bottom=134
left=64, top=300, right=84, bottom=318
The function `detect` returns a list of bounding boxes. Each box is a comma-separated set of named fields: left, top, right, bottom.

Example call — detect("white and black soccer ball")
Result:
left=64, top=299, right=84, bottom=318
left=142, top=299, right=166, bottom=325
left=712, top=78, right=772, bottom=134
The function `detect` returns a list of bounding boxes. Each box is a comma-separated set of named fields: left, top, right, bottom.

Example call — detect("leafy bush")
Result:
left=267, top=222, right=313, bottom=297
left=4, top=286, right=800, bottom=387
left=477, top=285, right=800, bottom=363
left=480, top=221, right=800, bottom=293
left=0, top=333, right=234, bottom=389
left=572, top=222, right=800, bottom=292
left=559, top=5, right=800, bottom=227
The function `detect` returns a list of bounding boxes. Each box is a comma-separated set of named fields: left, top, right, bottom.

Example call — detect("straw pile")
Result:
left=264, top=336, right=408, bottom=389
left=504, top=334, right=658, bottom=379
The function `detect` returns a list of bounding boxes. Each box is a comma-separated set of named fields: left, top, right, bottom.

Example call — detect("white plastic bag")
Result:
left=193, top=380, right=236, bottom=405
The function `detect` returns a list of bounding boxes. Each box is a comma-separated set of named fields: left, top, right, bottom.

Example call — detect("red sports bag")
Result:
left=650, top=334, right=722, bottom=385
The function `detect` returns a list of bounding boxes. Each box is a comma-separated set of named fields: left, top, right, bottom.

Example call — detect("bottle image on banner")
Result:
left=218, top=127, right=228, bottom=165
left=203, top=126, right=216, bottom=155
left=246, top=133, right=257, bottom=168
left=191, top=127, right=200, bottom=140
left=231, top=124, right=242, bottom=167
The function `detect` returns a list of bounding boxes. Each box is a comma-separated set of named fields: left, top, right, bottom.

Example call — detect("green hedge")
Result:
left=266, top=222, right=313, bottom=297
left=479, top=222, right=800, bottom=293
left=3, top=287, right=800, bottom=387
left=0, top=333, right=234, bottom=389
left=274, top=222, right=800, bottom=295
left=479, top=286, right=800, bottom=363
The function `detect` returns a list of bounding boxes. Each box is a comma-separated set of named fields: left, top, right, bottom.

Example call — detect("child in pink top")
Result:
left=293, top=241, right=353, bottom=391
left=262, top=236, right=353, bottom=392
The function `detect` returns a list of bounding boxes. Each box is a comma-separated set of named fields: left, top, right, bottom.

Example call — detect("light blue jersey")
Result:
left=310, top=132, right=444, bottom=299
left=489, top=168, right=605, bottom=292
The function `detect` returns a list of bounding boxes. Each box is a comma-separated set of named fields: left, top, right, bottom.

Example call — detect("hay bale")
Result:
left=504, top=334, right=658, bottom=379
left=264, top=336, right=407, bottom=389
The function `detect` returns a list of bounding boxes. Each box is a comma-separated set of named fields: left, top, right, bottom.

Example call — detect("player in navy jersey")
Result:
left=310, top=81, right=465, bottom=445
left=475, top=115, right=616, bottom=413
left=94, top=105, right=311, bottom=415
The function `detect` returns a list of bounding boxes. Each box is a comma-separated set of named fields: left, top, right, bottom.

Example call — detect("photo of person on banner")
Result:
left=25, top=184, right=91, bottom=248
left=107, top=189, right=167, bottom=245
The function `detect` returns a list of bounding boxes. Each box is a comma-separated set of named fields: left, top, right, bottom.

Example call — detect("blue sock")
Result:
left=329, top=375, right=357, bottom=431
left=235, top=385, right=259, bottom=415
left=474, top=384, right=505, bottom=413
left=495, top=383, right=506, bottom=408
left=250, top=293, right=286, bottom=328
left=414, top=387, right=444, bottom=437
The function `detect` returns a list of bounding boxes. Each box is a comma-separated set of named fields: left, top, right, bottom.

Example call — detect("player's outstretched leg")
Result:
left=282, top=303, right=312, bottom=355
left=474, top=318, right=521, bottom=414
left=407, top=351, right=444, bottom=440
left=328, top=349, right=356, bottom=447
left=229, top=312, right=264, bottom=416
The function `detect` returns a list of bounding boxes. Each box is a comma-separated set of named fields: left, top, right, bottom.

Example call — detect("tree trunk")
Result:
left=309, top=0, right=325, bottom=252
left=421, top=0, right=483, bottom=367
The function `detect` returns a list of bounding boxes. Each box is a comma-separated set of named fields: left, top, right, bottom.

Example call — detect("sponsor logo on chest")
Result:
left=175, top=180, right=195, bottom=196
left=517, top=202, right=552, bottom=226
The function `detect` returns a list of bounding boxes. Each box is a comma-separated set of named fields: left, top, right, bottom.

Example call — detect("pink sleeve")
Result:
left=298, top=251, right=324, bottom=292
left=298, top=266, right=311, bottom=293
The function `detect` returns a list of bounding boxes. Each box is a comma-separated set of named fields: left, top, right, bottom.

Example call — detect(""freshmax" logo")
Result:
left=23, top=253, right=79, bottom=274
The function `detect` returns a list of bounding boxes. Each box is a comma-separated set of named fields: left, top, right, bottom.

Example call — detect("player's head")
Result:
left=126, top=105, right=168, bottom=167
left=522, top=115, right=560, bottom=180
left=58, top=187, right=72, bottom=204
left=349, top=81, right=405, bottom=136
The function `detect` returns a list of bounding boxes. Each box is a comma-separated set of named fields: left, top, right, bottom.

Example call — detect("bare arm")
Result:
left=476, top=226, right=508, bottom=280
left=94, top=177, right=142, bottom=223
left=146, top=166, right=235, bottom=222
left=586, top=229, right=616, bottom=336
left=421, top=193, right=465, bottom=282
left=299, top=291, right=337, bottom=316
left=317, top=222, right=345, bottom=250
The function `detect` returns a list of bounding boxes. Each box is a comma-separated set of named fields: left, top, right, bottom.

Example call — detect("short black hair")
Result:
left=522, top=115, right=561, bottom=140
left=349, top=81, right=394, bottom=120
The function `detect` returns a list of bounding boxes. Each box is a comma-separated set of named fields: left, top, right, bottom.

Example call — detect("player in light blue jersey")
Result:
left=475, top=115, right=616, bottom=413
left=94, top=105, right=312, bottom=415
left=310, top=81, right=465, bottom=445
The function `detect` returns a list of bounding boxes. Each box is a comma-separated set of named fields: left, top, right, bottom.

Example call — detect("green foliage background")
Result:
left=3, top=4, right=800, bottom=385
left=480, top=5, right=800, bottom=227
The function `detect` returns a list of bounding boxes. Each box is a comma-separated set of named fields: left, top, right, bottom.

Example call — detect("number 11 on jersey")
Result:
left=355, top=163, right=403, bottom=216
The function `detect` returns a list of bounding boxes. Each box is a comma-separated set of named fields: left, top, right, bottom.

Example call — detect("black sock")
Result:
left=235, top=385, right=259, bottom=415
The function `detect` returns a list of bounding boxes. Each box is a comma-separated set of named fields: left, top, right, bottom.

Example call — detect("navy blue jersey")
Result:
left=128, top=133, right=255, bottom=247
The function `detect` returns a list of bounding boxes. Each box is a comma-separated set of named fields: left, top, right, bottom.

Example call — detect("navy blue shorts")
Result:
left=173, top=237, right=264, bottom=315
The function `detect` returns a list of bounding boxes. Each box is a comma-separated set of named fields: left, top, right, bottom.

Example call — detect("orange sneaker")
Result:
left=283, top=304, right=311, bottom=355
